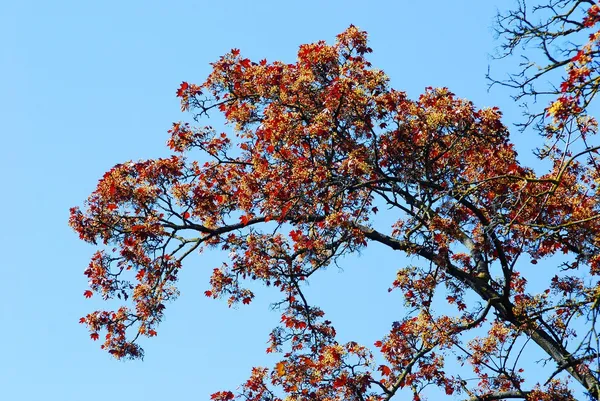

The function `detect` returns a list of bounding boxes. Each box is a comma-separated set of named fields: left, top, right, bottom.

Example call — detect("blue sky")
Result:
left=0, top=1, right=553, bottom=400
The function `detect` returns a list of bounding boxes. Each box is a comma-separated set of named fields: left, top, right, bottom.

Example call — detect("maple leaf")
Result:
left=210, top=391, right=235, bottom=400
left=378, top=365, right=392, bottom=376
left=240, top=58, right=251, bottom=69
left=70, top=21, right=600, bottom=399
left=83, top=290, right=93, bottom=298
left=332, top=376, right=347, bottom=389
left=176, top=81, right=189, bottom=97
left=275, top=362, right=286, bottom=377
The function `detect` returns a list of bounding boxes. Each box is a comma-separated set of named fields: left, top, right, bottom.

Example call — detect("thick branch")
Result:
left=464, top=390, right=530, bottom=401
left=355, top=223, right=600, bottom=399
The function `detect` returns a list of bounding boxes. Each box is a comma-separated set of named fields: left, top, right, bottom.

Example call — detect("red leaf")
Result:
left=177, top=81, right=189, bottom=97
left=107, top=203, right=118, bottom=211
left=90, top=332, right=99, bottom=341
left=333, top=376, right=347, bottom=389
left=148, top=329, right=157, bottom=337
left=289, top=230, right=302, bottom=242
left=83, top=290, right=93, bottom=299
left=378, top=364, right=392, bottom=376
left=183, top=211, right=190, bottom=219
left=507, top=162, right=519, bottom=173
left=211, top=391, right=235, bottom=400
left=445, top=385, right=454, bottom=395
left=204, top=290, right=213, bottom=297
left=240, top=58, right=251, bottom=68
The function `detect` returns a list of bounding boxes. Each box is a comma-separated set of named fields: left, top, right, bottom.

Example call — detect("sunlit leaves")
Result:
left=71, top=18, right=600, bottom=400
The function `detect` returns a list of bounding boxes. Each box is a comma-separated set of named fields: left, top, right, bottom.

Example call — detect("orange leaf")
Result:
left=240, top=215, right=251, bottom=225
left=275, top=361, right=286, bottom=377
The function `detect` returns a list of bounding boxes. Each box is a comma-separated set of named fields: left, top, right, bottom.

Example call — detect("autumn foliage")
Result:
left=72, top=3, right=600, bottom=400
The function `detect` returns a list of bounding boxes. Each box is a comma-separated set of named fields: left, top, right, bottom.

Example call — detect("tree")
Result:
left=70, top=3, right=600, bottom=399
left=491, top=0, right=600, bottom=143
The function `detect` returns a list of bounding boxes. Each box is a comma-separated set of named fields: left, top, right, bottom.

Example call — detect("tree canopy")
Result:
left=70, top=2, right=600, bottom=400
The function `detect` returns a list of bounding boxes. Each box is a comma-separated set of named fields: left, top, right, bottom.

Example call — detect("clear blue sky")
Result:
left=1, top=1, right=545, bottom=400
